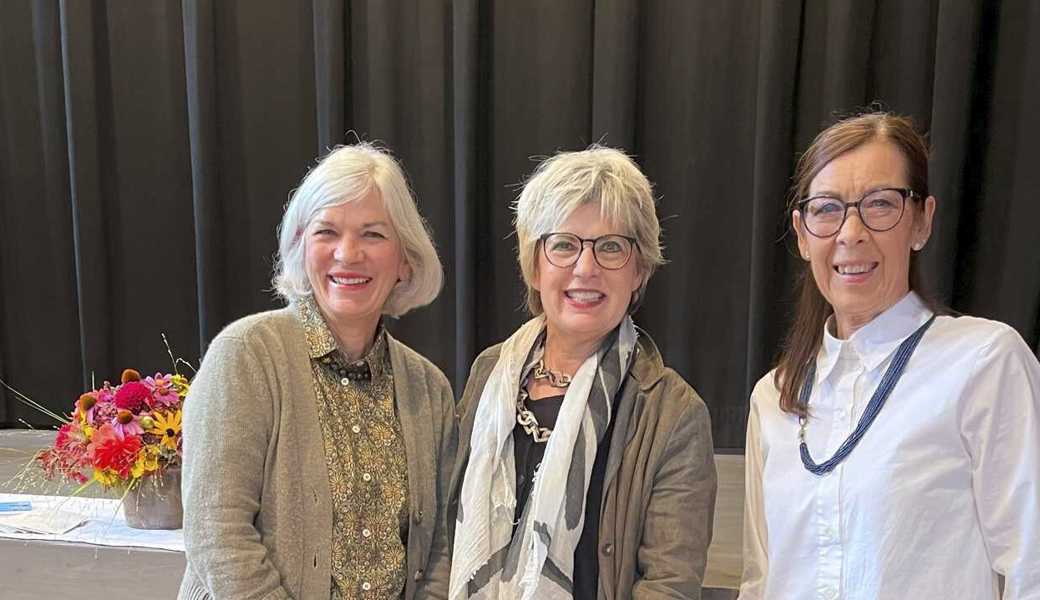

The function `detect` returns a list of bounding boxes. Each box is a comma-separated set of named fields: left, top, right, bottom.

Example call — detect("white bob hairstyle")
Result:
left=272, top=142, right=443, bottom=317
left=513, top=144, right=666, bottom=315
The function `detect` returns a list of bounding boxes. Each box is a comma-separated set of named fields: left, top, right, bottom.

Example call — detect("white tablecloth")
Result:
left=0, top=492, right=184, bottom=551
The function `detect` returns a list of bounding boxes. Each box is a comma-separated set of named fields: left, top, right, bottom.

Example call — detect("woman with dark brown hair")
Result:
left=739, top=112, right=1040, bottom=600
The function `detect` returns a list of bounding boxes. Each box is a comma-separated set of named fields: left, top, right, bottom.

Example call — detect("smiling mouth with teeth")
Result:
left=834, top=263, right=878, bottom=275
left=565, top=290, right=605, bottom=301
left=330, top=276, right=372, bottom=285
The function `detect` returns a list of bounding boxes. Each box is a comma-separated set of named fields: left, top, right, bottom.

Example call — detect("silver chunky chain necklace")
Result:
left=516, top=387, right=552, bottom=442
left=531, top=358, right=572, bottom=388
left=516, top=359, right=572, bottom=443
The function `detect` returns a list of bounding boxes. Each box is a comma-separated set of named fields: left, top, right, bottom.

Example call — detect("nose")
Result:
left=835, top=206, right=868, bottom=246
left=571, top=242, right=601, bottom=277
left=334, top=234, right=364, bottom=263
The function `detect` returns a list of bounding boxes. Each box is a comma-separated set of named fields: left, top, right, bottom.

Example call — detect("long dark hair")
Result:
left=774, top=112, right=939, bottom=416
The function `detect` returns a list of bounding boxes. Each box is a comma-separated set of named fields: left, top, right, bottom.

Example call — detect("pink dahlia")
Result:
left=114, top=381, right=150, bottom=413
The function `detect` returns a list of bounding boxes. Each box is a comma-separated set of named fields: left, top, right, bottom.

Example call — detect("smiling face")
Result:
left=793, top=139, right=935, bottom=337
left=533, top=202, right=642, bottom=348
left=304, top=189, right=410, bottom=337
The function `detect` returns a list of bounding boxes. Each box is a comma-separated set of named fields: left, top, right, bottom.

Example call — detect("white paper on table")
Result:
left=0, top=508, right=87, bottom=534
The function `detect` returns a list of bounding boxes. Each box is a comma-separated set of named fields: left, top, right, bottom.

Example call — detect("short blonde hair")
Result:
left=513, top=145, right=665, bottom=315
left=273, top=143, right=443, bottom=317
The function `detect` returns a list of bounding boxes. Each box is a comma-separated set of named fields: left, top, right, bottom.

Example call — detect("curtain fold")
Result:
left=926, top=0, right=983, bottom=302
left=2, top=0, right=1038, bottom=448
left=450, top=0, right=480, bottom=386
left=183, top=0, right=223, bottom=351
left=746, top=0, right=803, bottom=411
left=312, top=0, right=346, bottom=155
left=0, top=0, right=81, bottom=424
left=61, top=0, right=114, bottom=386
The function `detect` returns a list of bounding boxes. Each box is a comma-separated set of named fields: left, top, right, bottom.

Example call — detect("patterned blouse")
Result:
left=298, top=300, right=410, bottom=599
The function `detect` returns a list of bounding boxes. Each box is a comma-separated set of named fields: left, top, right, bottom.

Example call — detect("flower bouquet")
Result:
left=7, top=366, right=190, bottom=529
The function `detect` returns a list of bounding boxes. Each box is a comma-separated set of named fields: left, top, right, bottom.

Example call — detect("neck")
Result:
left=330, top=317, right=381, bottom=361
left=832, top=291, right=910, bottom=339
left=833, top=313, right=874, bottom=339
left=542, top=328, right=603, bottom=376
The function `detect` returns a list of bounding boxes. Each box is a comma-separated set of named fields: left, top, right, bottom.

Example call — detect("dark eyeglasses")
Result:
left=797, top=188, right=917, bottom=238
left=538, top=233, right=638, bottom=270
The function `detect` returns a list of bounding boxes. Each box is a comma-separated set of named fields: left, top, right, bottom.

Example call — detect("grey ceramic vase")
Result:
left=123, top=467, right=183, bottom=530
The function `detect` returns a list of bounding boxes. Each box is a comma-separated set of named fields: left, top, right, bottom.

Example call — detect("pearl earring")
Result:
left=912, top=242, right=923, bottom=251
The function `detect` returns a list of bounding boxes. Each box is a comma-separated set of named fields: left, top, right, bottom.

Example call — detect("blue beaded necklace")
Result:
left=798, top=314, right=936, bottom=475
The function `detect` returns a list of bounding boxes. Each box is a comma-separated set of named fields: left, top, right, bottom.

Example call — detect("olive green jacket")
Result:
left=447, top=330, right=718, bottom=599
left=178, top=307, right=455, bottom=600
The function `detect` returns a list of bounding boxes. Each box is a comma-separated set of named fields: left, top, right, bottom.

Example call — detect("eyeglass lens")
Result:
left=803, top=189, right=906, bottom=236
left=543, top=233, right=633, bottom=270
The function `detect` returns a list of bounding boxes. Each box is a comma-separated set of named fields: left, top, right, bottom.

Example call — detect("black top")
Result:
left=512, top=392, right=619, bottom=599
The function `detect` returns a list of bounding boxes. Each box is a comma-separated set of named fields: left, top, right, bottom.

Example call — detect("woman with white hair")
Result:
left=447, top=146, right=718, bottom=599
left=179, top=143, right=455, bottom=600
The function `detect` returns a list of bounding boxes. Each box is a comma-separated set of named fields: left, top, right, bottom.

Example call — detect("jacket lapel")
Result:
left=600, top=331, right=667, bottom=508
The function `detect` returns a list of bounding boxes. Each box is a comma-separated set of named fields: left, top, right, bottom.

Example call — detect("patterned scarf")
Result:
left=449, top=315, right=638, bottom=600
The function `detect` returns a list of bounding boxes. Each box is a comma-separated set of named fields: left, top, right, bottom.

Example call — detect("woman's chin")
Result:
left=547, top=312, right=623, bottom=343
left=318, top=298, right=380, bottom=327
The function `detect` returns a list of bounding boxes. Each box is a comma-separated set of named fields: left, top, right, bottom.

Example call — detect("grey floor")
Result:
left=1, top=429, right=743, bottom=598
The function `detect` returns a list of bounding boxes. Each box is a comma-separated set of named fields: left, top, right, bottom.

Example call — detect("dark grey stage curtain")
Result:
left=2, top=0, right=1038, bottom=449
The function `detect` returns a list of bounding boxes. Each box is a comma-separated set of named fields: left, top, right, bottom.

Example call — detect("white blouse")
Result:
left=740, top=292, right=1040, bottom=600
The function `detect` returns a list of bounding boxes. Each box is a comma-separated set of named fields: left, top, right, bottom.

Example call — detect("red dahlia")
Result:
left=89, top=424, right=142, bottom=478
left=113, top=381, right=150, bottom=412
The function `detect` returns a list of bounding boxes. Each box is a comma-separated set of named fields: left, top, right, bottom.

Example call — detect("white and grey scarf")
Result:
left=449, top=314, right=638, bottom=600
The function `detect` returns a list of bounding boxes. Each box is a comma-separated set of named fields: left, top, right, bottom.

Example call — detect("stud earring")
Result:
left=912, top=242, right=923, bottom=251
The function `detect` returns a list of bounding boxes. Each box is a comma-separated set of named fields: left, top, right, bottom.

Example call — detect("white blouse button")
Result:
left=362, top=528, right=372, bottom=538
left=362, top=472, right=372, bottom=482
left=352, top=424, right=361, bottom=433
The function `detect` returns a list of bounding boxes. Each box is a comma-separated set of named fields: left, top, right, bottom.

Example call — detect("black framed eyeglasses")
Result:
left=539, top=232, right=638, bottom=270
left=797, top=187, right=917, bottom=238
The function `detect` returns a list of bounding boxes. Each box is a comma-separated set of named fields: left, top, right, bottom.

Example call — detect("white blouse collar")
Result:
left=815, top=291, right=933, bottom=385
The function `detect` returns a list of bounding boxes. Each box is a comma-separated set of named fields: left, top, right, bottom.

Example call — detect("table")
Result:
left=0, top=429, right=738, bottom=600
left=0, top=430, right=186, bottom=599
left=1, top=537, right=186, bottom=599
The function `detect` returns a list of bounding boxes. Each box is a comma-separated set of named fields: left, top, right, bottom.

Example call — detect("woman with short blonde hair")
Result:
left=447, top=145, right=717, bottom=599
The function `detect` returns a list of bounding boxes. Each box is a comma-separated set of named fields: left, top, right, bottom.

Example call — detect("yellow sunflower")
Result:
left=148, top=410, right=182, bottom=451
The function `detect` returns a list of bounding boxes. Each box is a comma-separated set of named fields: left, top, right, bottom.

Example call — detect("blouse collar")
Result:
left=815, top=291, right=933, bottom=385
left=296, top=297, right=388, bottom=379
